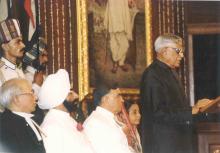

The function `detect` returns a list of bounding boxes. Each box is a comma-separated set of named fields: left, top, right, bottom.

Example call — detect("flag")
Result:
left=24, top=0, right=35, bottom=28
left=24, top=0, right=36, bottom=41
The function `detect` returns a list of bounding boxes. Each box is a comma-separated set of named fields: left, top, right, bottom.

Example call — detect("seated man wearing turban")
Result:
left=39, top=69, right=95, bottom=153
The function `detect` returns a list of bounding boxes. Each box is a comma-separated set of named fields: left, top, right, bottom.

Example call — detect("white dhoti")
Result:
left=110, top=32, right=129, bottom=66
left=104, top=0, right=137, bottom=66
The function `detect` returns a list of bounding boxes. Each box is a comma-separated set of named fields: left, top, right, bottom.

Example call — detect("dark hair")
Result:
left=0, top=46, right=3, bottom=58
left=124, top=99, right=140, bottom=112
left=93, top=86, right=109, bottom=107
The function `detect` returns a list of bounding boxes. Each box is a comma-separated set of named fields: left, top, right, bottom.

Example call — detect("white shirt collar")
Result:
left=96, top=106, right=114, bottom=119
left=26, top=66, right=37, bottom=74
left=1, top=57, right=16, bottom=70
left=12, top=111, right=34, bottom=118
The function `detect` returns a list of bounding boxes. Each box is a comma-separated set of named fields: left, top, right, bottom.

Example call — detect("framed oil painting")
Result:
left=77, top=0, right=153, bottom=100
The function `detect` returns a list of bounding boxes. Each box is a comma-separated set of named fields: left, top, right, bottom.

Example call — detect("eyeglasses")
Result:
left=168, top=47, right=183, bottom=54
left=17, top=90, right=35, bottom=97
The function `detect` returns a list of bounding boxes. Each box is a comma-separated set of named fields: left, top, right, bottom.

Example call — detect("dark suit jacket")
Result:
left=0, top=109, right=46, bottom=153
left=140, top=60, right=194, bottom=153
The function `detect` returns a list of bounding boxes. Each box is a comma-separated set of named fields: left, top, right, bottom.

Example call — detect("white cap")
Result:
left=38, top=69, right=70, bottom=109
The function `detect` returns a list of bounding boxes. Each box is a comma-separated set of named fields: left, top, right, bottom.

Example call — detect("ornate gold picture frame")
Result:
left=77, top=0, right=153, bottom=100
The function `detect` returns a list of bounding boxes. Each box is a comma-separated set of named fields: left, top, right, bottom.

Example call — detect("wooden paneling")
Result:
left=197, top=123, right=220, bottom=153
left=185, top=1, right=220, bottom=24
left=187, top=23, right=220, bottom=34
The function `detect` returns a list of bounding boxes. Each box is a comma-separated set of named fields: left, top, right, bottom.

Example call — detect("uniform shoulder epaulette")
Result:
left=0, top=60, right=5, bottom=68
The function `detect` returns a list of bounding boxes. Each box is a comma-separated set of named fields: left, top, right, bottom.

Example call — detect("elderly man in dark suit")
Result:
left=0, top=78, right=46, bottom=153
left=140, top=34, right=212, bottom=153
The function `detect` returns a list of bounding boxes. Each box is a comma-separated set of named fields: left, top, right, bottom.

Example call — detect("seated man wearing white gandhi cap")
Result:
left=83, top=88, right=132, bottom=153
left=38, top=69, right=95, bottom=153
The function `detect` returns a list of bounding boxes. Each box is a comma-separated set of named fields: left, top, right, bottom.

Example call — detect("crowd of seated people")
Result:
left=0, top=69, right=142, bottom=153
left=0, top=18, right=142, bottom=153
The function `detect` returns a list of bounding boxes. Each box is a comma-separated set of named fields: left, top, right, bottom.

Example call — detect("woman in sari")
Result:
left=117, top=99, right=142, bottom=153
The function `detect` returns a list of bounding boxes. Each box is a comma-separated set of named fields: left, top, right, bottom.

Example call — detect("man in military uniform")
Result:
left=0, top=19, right=26, bottom=112
left=0, top=18, right=26, bottom=85
left=23, top=37, right=48, bottom=95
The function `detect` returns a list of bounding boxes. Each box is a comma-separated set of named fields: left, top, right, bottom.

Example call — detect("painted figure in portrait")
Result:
left=88, top=0, right=146, bottom=89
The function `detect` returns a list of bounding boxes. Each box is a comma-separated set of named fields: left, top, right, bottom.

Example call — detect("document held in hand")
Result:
left=199, top=96, right=220, bottom=113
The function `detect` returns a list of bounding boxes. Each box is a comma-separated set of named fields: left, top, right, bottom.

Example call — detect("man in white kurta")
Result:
left=41, top=109, right=94, bottom=153
left=38, top=69, right=94, bottom=153
left=83, top=89, right=132, bottom=153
